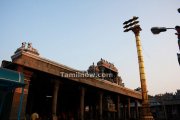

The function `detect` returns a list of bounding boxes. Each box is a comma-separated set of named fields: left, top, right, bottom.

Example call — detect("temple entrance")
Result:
left=26, top=70, right=122, bottom=120
left=26, top=71, right=81, bottom=120
left=22, top=69, right=140, bottom=120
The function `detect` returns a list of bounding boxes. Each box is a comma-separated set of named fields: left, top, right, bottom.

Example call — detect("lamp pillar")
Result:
left=123, top=16, right=154, bottom=120
left=132, top=26, right=153, bottom=120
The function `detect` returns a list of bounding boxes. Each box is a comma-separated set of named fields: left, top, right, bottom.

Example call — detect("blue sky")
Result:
left=0, top=0, right=180, bottom=95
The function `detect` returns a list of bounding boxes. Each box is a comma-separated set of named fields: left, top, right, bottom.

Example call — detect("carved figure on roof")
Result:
left=14, top=42, right=39, bottom=55
left=14, top=42, right=26, bottom=53
left=22, top=42, right=26, bottom=49
left=27, top=43, right=32, bottom=50
left=27, top=42, right=39, bottom=55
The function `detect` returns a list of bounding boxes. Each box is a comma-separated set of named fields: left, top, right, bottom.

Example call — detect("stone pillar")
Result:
left=52, top=80, right=60, bottom=120
left=89, top=105, right=93, bottom=120
left=99, top=92, right=103, bottom=120
left=10, top=66, right=33, bottom=120
left=127, top=98, right=131, bottom=119
left=123, top=103, right=126, bottom=120
left=80, top=87, right=85, bottom=120
left=117, top=95, right=120, bottom=120
left=135, top=100, right=139, bottom=119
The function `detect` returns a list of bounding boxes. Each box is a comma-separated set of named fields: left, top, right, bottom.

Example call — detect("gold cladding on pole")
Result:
left=123, top=17, right=154, bottom=120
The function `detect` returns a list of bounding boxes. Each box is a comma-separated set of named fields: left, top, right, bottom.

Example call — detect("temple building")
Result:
left=87, top=59, right=124, bottom=87
left=149, top=90, right=180, bottom=120
left=1, top=43, right=142, bottom=120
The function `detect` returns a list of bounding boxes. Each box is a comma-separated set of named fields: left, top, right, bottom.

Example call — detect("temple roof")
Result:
left=14, top=42, right=39, bottom=56
left=97, top=58, right=118, bottom=73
